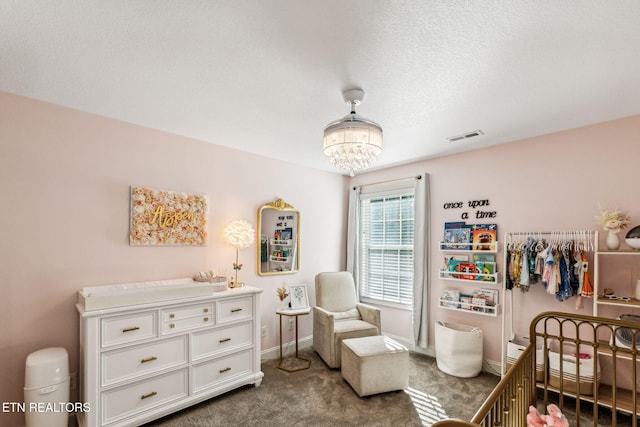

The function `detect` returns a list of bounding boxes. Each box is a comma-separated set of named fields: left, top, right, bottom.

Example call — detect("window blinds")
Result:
left=359, top=192, right=415, bottom=305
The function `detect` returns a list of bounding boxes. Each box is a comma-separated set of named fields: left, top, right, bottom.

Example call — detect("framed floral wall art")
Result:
left=129, top=186, right=208, bottom=246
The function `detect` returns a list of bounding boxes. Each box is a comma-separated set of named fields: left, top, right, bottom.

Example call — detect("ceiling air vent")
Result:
left=447, top=130, right=484, bottom=143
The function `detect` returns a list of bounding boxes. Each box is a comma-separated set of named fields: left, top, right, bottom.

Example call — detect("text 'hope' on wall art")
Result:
left=129, top=186, right=208, bottom=246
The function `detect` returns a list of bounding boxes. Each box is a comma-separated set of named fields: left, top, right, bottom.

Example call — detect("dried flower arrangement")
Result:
left=595, top=204, right=631, bottom=234
left=276, top=284, right=289, bottom=301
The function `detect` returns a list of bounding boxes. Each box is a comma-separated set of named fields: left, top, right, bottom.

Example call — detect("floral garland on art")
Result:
left=130, top=187, right=208, bottom=245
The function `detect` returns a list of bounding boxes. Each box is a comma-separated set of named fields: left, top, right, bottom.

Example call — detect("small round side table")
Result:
left=276, top=307, right=311, bottom=372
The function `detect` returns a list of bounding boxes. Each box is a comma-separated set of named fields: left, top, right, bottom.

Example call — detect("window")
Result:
left=359, top=191, right=415, bottom=305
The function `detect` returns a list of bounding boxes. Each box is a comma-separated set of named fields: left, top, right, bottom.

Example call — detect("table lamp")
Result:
left=223, top=220, right=255, bottom=287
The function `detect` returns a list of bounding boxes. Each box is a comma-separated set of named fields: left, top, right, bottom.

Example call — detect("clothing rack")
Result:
left=500, top=229, right=598, bottom=376
left=505, top=230, right=596, bottom=251
left=506, top=230, right=596, bottom=235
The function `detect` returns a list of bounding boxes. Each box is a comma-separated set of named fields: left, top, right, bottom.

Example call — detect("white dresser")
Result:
left=76, top=283, right=263, bottom=427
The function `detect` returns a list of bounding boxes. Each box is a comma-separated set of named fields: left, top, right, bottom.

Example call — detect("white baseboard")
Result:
left=261, top=335, right=313, bottom=361
left=382, top=333, right=437, bottom=358
left=260, top=333, right=501, bottom=377
left=261, top=333, right=414, bottom=361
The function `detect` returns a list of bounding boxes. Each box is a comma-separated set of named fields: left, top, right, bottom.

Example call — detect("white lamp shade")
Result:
left=223, top=220, right=255, bottom=249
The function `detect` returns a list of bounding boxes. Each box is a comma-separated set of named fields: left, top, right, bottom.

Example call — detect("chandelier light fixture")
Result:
left=323, top=88, right=383, bottom=176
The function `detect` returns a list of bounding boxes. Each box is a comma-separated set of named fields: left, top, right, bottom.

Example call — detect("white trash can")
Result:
left=435, top=321, right=483, bottom=378
left=24, top=347, right=70, bottom=427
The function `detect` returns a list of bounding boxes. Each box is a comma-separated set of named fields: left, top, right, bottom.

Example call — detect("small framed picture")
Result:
left=289, top=284, right=309, bottom=309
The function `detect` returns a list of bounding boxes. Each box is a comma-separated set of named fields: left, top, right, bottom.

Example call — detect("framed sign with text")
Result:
left=129, top=186, right=208, bottom=246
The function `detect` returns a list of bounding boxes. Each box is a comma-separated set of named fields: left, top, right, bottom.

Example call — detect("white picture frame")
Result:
left=289, top=284, right=309, bottom=309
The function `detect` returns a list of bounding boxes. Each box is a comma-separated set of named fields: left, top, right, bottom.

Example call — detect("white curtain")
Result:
left=346, top=174, right=430, bottom=348
left=346, top=185, right=361, bottom=298
left=412, top=174, right=429, bottom=348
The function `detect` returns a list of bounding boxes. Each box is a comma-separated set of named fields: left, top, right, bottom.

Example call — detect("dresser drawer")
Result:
left=102, top=335, right=188, bottom=386
left=162, top=303, right=213, bottom=321
left=101, top=368, right=188, bottom=425
left=191, top=348, right=253, bottom=394
left=192, top=321, right=253, bottom=361
left=162, top=314, right=213, bottom=334
left=217, top=296, right=253, bottom=324
left=102, top=312, right=157, bottom=348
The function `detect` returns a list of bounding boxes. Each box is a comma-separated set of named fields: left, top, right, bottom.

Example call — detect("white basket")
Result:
left=548, top=350, right=600, bottom=395
left=507, top=334, right=544, bottom=382
left=434, top=321, right=483, bottom=378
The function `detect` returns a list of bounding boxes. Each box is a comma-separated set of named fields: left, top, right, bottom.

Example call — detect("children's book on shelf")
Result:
left=440, top=289, right=460, bottom=308
left=446, top=259, right=459, bottom=278
left=473, top=289, right=499, bottom=312
left=471, top=297, right=486, bottom=312
left=446, top=259, right=497, bottom=281
left=460, top=294, right=473, bottom=310
left=459, top=262, right=478, bottom=280
left=447, top=259, right=470, bottom=279
left=472, top=253, right=496, bottom=263
left=444, top=255, right=469, bottom=271
left=484, top=288, right=499, bottom=304
left=443, top=222, right=463, bottom=249
left=474, top=262, right=496, bottom=281
left=470, top=223, right=498, bottom=234
left=471, top=223, right=498, bottom=250
left=472, top=230, right=496, bottom=250
left=443, top=222, right=472, bottom=250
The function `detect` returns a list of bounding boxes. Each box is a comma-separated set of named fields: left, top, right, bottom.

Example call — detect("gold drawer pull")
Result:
left=169, top=323, right=175, bottom=329
left=203, top=308, right=209, bottom=313
left=203, top=317, right=209, bottom=322
left=141, top=356, right=157, bottom=364
left=169, top=313, right=175, bottom=319
left=219, top=338, right=231, bottom=343
left=141, top=391, right=157, bottom=400
left=231, top=308, right=243, bottom=313
left=122, top=326, right=140, bottom=333
left=219, top=367, right=231, bottom=374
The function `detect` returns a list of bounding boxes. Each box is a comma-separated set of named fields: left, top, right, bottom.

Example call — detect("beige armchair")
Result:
left=313, top=272, right=381, bottom=368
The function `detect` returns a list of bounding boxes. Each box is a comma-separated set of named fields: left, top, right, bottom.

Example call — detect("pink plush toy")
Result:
left=527, top=404, right=569, bottom=427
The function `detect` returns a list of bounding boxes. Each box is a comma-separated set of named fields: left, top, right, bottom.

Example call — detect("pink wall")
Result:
left=0, top=92, right=347, bottom=425
left=2, top=89, right=639, bottom=425
left=351, top=115, right=640, bottom=364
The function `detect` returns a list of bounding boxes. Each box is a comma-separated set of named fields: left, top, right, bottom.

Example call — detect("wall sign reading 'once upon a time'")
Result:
left=129, top=186, right=208, bottom=246
left=443, top=199, right=497, bottom=220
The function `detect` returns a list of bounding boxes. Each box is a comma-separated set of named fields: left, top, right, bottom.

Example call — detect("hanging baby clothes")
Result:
left=513, top=247, right=522, bottom=289
left=505, top=248, right=514, bottom=291
left=519, top=243, right=530, bottom=289
left=506, top=232, right=595, bottom=305
left=543, top=248, right=556, bottom=293
left=555, top=244, right=573, bottom=302
left=573, top=247, right=585, bottom=309
left=580, top=250, right=594, bottom=297
left=528, top=238, right=542, bottom=283
left=535, top=243, right=548, bottom=281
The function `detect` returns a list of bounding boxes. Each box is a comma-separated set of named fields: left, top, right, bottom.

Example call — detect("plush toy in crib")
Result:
left=527, top=404, right=569, bottom=427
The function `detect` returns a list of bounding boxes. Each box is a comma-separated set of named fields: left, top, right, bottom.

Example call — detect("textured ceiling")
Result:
left=2, top=1, right=639, bottom=174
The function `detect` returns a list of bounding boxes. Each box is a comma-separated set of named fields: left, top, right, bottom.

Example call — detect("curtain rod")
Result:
left=352, top=174, right=422, bottom=190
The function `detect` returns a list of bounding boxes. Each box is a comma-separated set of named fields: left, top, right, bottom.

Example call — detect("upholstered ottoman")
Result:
left=341, top=335, right=409, bottom=397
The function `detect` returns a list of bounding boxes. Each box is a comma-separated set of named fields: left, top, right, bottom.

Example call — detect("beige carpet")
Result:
left=144, top=350, right=500, bottom=427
